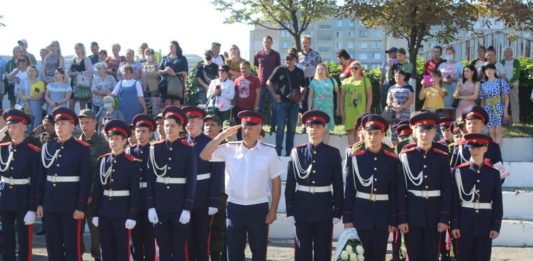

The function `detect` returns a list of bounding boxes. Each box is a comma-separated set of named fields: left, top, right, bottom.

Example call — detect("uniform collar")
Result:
left=306, top=142, right=323, bottom=153
left=240, top=140, right=262, bottom=151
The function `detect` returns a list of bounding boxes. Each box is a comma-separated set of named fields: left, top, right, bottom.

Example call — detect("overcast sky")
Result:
left=0, top=0, right=252, bottom=58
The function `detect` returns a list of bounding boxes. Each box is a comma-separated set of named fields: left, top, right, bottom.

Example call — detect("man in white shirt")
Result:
left=200, top=110, right=283, bottom=261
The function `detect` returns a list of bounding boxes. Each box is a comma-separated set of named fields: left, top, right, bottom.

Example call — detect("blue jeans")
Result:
left=274, top=101, right=299, bottom=156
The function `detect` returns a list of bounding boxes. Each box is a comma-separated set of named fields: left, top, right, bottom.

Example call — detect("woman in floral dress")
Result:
left=480, top=63, right=510, bottom=145
left=308, top=63, right=340, bottom=141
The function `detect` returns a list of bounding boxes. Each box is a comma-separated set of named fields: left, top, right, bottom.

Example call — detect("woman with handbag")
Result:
left=453, top=65, right=480, bottom=118
left=386, top=70, right=414, bottom=145
left=142, top=48, right=161, bottom=116
left=480, top=63, right=510, bottom=145
left=158, top=41, right=189, bottom=107
left=69, top=43, right=93, bottom=111
left=112, top=64, right=147, bottom=124
left=44, top=67, right=72, bottom=114
left=339, top=61, right=372, bottom=145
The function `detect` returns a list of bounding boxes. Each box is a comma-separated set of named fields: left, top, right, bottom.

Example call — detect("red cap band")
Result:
left=6, top=115, right=28, bottom=125
left=466, top=138, right=490, bottom=145
left=186, top=111, right=204, bottom=118
left=55, top=113, right=76, bottom=124
left=365, top=120, right=385, bottom=131
left=399, top=129, right=412, bottom=136
left=164, top=112, right=184, bottom=124
left=241, top=116, right=263, bottom=124
left=135, top=120, right=154, bottom=130
left=305, top=116, right=326, bottom=124
left=108, top=127, right=128, bottom=137
left=466, top=111, right=486, bottom=122
left=414, top=119, right=436, bottom=126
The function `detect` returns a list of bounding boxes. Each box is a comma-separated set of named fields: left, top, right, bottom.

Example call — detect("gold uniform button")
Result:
left=477, top=170, right=480, bottom=173
left=168, top=167, right=172, bottom=170
left=475, top=210, right=479, bottom=213
left=10, top=167, right=13, bottom=170
left=313, top=151, right=317, bottom=154
left=423, top=165, right=427, bottom=168
left=423, top=155, right=427, bottom=159
left=424, top=175, right=428, bottom=179
left=113, top=160, right=117, bottom=164
left=374, top=157, right=377, bottom=161
left=112, top=169, right=116, bottom=172
left=312, top=170, right=316, bottom=173
left=477, top=180, right=480, bottom=183
left=312, top=160, right=316, bottom=163
left=169, top=148, right=173, bottom=151
left=58, top=155, right=62, bottom=158
left=374, top=167, right=377, bottom=171
left=56, top=164, right=60, bottom=167
left=374, top=178, right=378, bottom=181
left=373, top=188, right=377, bottom=192
left=425, top=185, right=429, bottom=189
left=111, top=179, right=114, bottom=182
left=53, top=184, right=56, bottom=187
left=312, top=181, right=316, bottom=184
left=166, top=186, right=170, bottom=189
left=168, top=157, right=172, bottom=160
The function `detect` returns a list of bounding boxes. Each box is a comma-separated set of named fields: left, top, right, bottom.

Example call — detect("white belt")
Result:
left=156, top=176, right=186, bottom=184
left=356, top=192, right=389, bottom=201
left=139, top=182, right=147, bottom=188
left=1, top=176, right=30, bottom=185
left=296, top=185, right=332, bottom=193
left=461, top=201, right=492, bottom=210
left=408, top=190, right=441, bottom=198
left=197, top=173, right=211, bottom=181
left=103, top=190, right=130, bottom=197
left=47, top=176, right=80, bottom=183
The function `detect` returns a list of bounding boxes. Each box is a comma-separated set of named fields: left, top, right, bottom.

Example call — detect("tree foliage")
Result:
left=211, top=0, right=336, bottom=50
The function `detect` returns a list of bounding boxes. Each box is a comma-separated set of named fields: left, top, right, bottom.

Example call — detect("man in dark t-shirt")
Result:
left=196, top=50, right=219, bottom=104
left=267, top=53, right=307, bottom=156
left=254, top=36, right=281, bottom=131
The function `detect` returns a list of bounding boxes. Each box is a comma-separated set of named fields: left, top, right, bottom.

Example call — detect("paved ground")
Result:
left=27, top=229, right=533, bottom=260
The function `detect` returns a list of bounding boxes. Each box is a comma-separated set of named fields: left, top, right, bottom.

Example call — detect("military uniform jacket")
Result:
left=451, top=161, right=503, bottom=236
left=37, top=137, right=92, bottom=213
left=128, top=144, right=150, bottom=210
left=187, top=134, right=222, bottom=209
left=450, top=141, right=502, bottom=168
left=343, top=145, right=399, bottom=230
left=0, top=141, right=41, bottom=212
left=397, top=143, right=452, bottom=227
left=147, top=139, right=197, bottom=213
left=93, top=152, right=141, bottom=219
left=285, top=143, right=343, bottom=223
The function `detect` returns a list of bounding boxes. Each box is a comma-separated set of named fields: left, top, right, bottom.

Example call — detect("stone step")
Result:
left=269, top=216, right=533, bottom=247
left=263, top=135, right=533, bottom=162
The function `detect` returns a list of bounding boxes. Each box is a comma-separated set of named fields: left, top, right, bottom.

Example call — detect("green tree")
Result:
left=211, top=0, right=335, bottom=50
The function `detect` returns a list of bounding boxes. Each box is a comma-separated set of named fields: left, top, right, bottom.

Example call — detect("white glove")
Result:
left=125, top=219, right=137, bottom=229
left=333, top=218, right=341, bottom=224
left=148, top=208, right=159, bottom=224
left=287, top=216, right=295, bottom=224
left=208, top=207, right=218, bottom=216
left=179, top=210, right=191, bottom=224
left=493, top=162, right=511, bottom=179
left=23, top=211, right=36, bottom=225
left=92, top=217, right=99, bottom=227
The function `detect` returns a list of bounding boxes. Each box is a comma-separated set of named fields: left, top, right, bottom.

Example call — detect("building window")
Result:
left=372, top=41, right=381, bottom=49
left=374, top=53, right=382, bottom=60
left=359, top=53, right=368, bottom=60
left=348, top=32, right=354, bottom=38
left=336, top=31, right=341, bottom=38
left=336, top=42, right=343, bottom=49
left=359, top=30, right=369, bottom=38
left=372, top=29, right=382, bottom=37
left=337, top=20, right=342, bottom=27
left=283, top=41, right=289, bottom=49
left=348, top=42, right=354, bottom=49
left=360, top=42, right=368, bottom=49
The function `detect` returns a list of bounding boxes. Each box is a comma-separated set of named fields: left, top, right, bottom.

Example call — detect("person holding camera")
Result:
left=207, top=65, right=235, bottom=124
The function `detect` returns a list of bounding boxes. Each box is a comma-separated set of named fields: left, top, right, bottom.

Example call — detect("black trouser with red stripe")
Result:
left=294, top=221, right=333, bottom=261
left=188, top=208, right=214, bottom=261
left=1, top=210, right=32, bottom=261
left=99, top=217, right=130, bottom=261
left=404, top=226, right=440, bottom=261
left=154, top=211, right=189, bottom=261
left=357, top=228, right=389, bottom=261
left=457, top=233, right=492, bottom=261
left=44, top=211, right=83, bottom=261
left=132, top=210, right=156, bottom=261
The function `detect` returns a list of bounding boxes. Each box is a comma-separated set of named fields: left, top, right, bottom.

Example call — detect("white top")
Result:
left=213, top=55, right=224, bottom=67
left=211, top=141, right=284, bottom=205
left=12, top=69, right=29, bottom=98
left=503, top=59, right=514, bottom=82
left=207, top=78, right=235, bottom=112
left=112, top=79, right=144, bottom=97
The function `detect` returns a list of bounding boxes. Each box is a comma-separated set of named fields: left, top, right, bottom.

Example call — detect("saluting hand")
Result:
left=219, top=125, right=241, bottom=140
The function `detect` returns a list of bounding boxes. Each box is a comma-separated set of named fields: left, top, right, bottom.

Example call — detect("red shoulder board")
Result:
left=98, top=152, right=112, bottom=160
left=383, top=149, right=398, bottom=159
left=0, top=142, right=10, bottom=147
left=153, top=140, right=164, bottom=145
left=400, top=145, right=416, bottom=154
left=432, top=148, right=449, bottom=156
left=296, top=143, right=306, bottom=148
left=483, top=158, right=493, bottom=168
left=180, top=139, right=193, bottom=147
left=455, top=139, right=466, bottom=146
left=353, top=149, right=366, bottom=156
left=125, top=153, right=140, bottom=162
left=457, top=162, right=470, bottom=168
left=27, top=143, right=41, bottom=153
left=75, top=139, right=90, bottom=147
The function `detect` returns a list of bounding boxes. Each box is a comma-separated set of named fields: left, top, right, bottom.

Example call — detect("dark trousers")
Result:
left=457, top=233, right=492, bottom=261
left=99, top=217, right=130, bottom=261
left=188, top=208, right=214, bottom=261
left=294, top=221, right=333, bottom=261
left=154, top=211, right=189, bottom=261
left=405, top=226, right=440, bottom=261
left=210, top=194, right=228, bottom=261
left=226, top=202, right=269, bottom=261
left=44, top=212, right=83, bottom=261
left=357, top=228, right=389, bottom=261
left=85, top=202, right=100, bottom=260
left=1, top=211, right=30, bottom=261
left=391, top=231, right=403, bottom=260
left=132, top=210, right=156, bottom=261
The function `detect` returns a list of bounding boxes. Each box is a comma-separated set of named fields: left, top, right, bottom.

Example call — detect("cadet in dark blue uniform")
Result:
left=147, top=106, right=197, bottom=261
left=0, top=110, right=41, bottom=261
left=183, top=106, right=223, bottom=261
left=450, top=106, right=504, bottom=174
left=438, top=117, right=454, bottom=150
left=129, top=114, right=157, bottom=261
left=396, top=112, right=452, bottom=261
left=285, top=110, right=343, bottom=261
left=344, top=114, right=399, bottom=261
left=451, top=134, right=503, bottom=261
left=36, top=107, right=92, bottom=261
left=92, top=119, right=141, bottom=261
